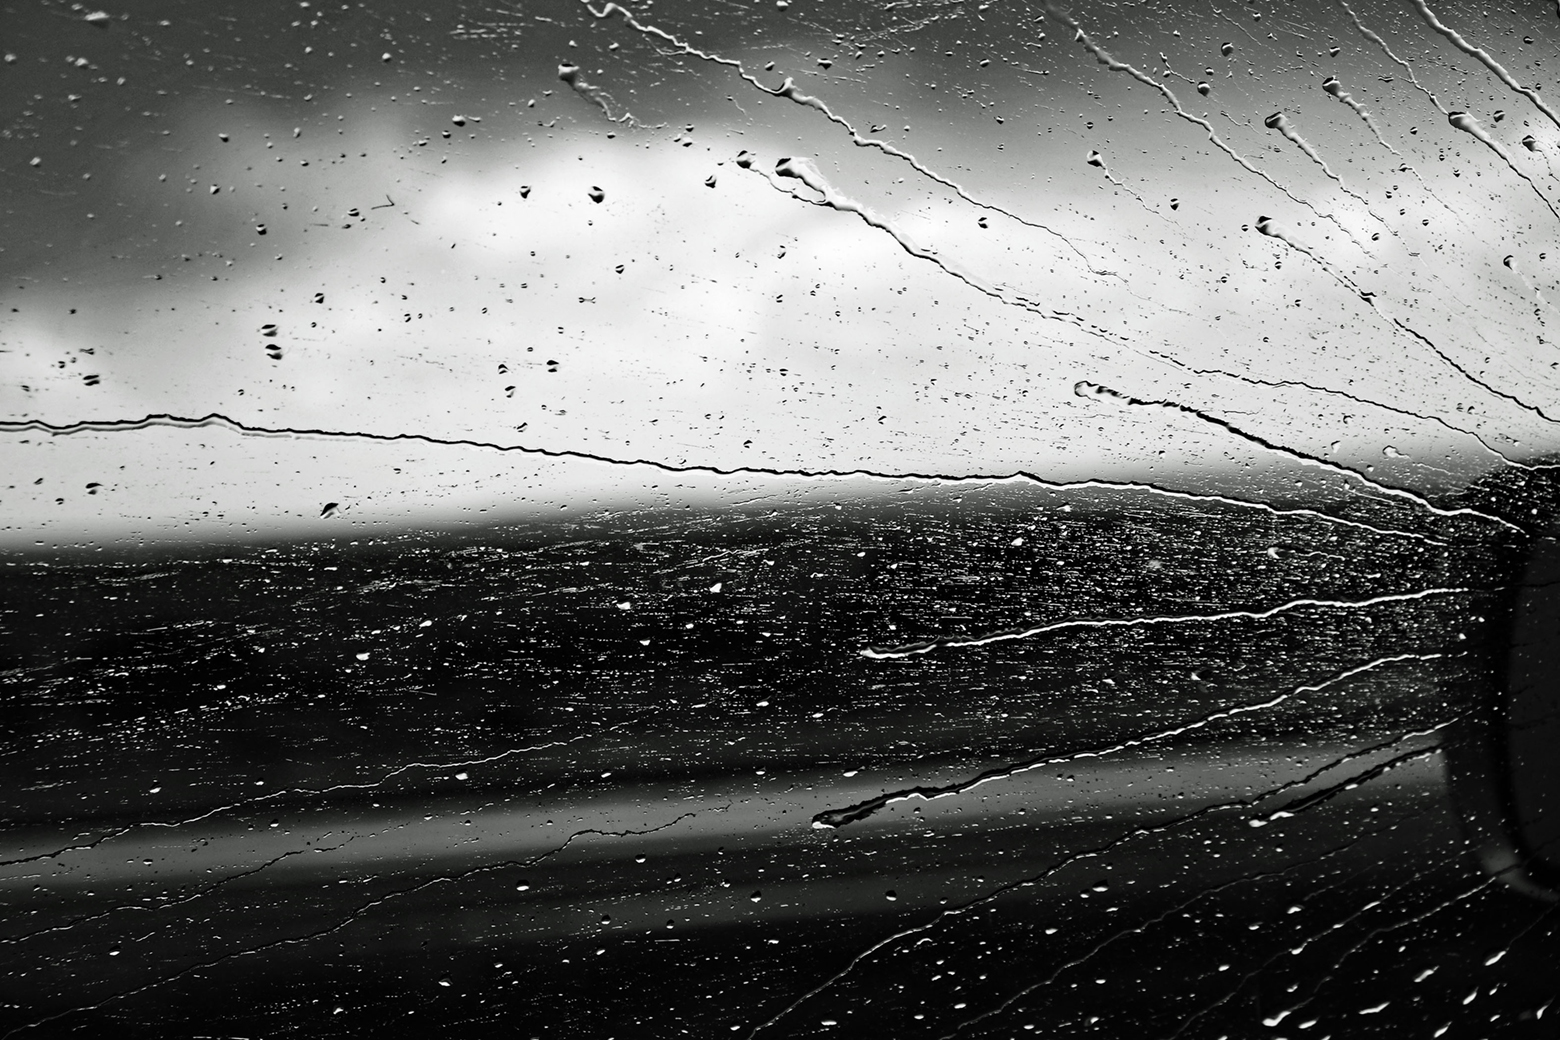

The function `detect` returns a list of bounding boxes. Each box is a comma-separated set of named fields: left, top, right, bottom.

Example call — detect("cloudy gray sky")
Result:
left=5, top=0, right=1560, bottom=547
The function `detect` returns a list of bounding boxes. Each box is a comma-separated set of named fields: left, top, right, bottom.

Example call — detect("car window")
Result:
left=2, top=2, right=1556, bottom=1035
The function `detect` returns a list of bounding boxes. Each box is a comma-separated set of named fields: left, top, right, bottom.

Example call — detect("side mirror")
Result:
left=1448, top=533, right=1560, bottom=901
left=1505, top=535, right=1560, bottom=891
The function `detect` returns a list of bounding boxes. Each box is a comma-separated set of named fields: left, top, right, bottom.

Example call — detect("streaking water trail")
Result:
left=1414, top=0, right=1560, bottom=133
left=579, top=1, right=1106, bottom=274
left=1048, top=3, right=1365, bottom=249
left=861, top=590, right=1470, bottom=660
left=1250, top=215, right=1560, bottom=424
left=1147, top=351, right=1531, bottom=469
left=1446, top=110, right=1560, bottom=222
left=1322, top=76, right=1398, bottom=156
left=1334, top=1, right=1471, bottom=221
left=1086, top=149, right=1156, bottom=213
left=1262, top=110, right=1381, bottom=224
left=556, top=62, right=662, bottom=128
left=0, top=412, right=1447, bottom=544
left=1076, top=381, right=1525, bottom=531
left=1503, top=253, right=1560, bottom=320
left=749, top=155, right=1134, bottom=348
left=814, top=655, right=1442, bottom=824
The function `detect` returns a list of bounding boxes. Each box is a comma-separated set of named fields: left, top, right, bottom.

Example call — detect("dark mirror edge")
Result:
left=1446, top=462, right=1560, bottom=901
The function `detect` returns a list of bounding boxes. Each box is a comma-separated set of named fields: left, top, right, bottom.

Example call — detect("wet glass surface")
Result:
left=2, top=1, right=1559, bottom=1035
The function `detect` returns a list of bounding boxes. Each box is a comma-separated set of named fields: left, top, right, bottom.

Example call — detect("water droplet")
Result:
left=558, top=63, right=580, bottom=85
left=84, top=10, right=111, bottom=25
left=749, top=891, right=762, bottom=902
left=1263, top=112, right=1284, bottom=129
left=320, top=502, right=339, bottom=517
left=588, top=185, right=605, bottom=203
left=519, top=185, right=531, bottom=198
left=1220, top=41, right=1233, bottom=56
left=1085, top=150, right=1105, bottom=167
left=218, top=132, right=230, bottom=142
left=312, top=292, right=325, bottom=303
left=1322, top=77, right=1342, bottom=96
left=451, top=114, right=466, bottom=126
left=260, top=323, right=279, bottom=337
left=29, top=157, right=41, bottom=167
left=1523, top=134, right=1539, bottom=151
left=380, top=51, right=392, bottom=62
left=1197, top=81, right=1210, bottom=95
left=885, top=890, right=897, bottom=901
left=515, top=881, right=531, bottom=891
left=704, top=174, right=717, bottom=188
left=735, top=150, right=754, bottom=168
left=1329, top=45, right=1340, bottom=56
